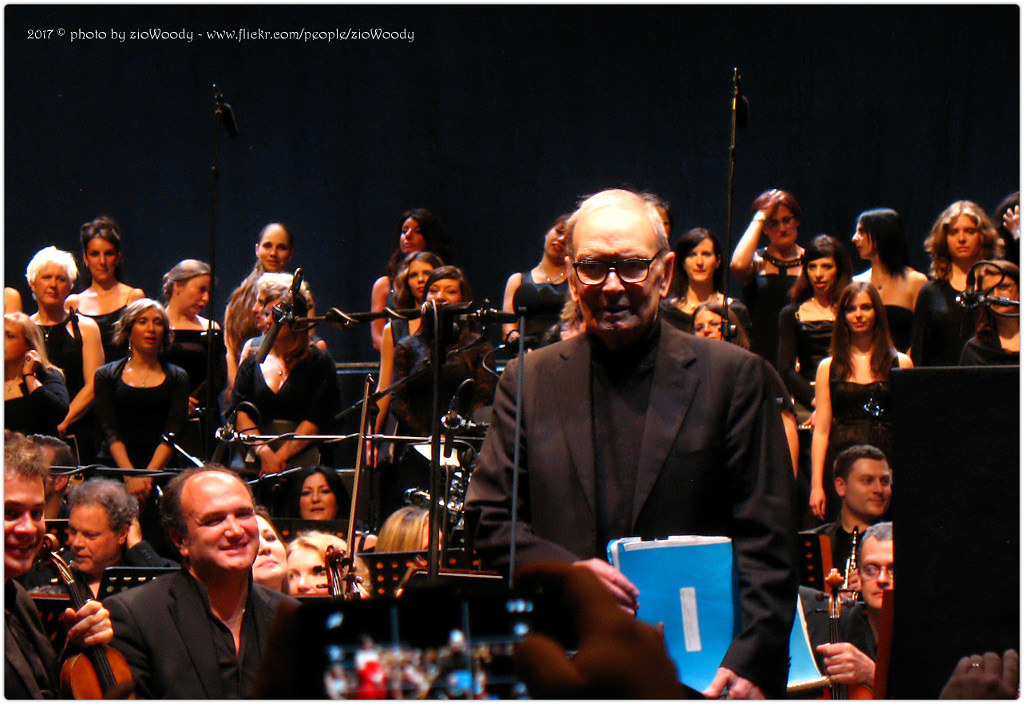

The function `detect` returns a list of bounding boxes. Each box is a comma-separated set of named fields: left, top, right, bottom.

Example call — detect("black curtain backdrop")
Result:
left=5, top=5, right=1019, bottom=364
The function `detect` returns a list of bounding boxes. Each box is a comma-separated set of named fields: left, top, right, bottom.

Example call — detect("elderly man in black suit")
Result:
left=105, top=467, right=295, bottom=698
left=465, top=188, right=797, bottom=698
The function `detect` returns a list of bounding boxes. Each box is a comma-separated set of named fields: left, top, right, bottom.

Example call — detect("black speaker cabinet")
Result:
left=888, top=366, right=1019, bottom=698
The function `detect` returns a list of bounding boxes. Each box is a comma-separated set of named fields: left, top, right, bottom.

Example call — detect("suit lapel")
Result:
left=554, top=336, right=597, bottom=516
left=630, top=324, right=700, bottom=526
left=168, top=574, right=224, bottom=699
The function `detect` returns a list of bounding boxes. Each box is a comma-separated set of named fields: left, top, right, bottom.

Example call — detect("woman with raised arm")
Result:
left=230, top=273, right=340, bottom=476
left=162, top=259, right=228, bottom=455
left=370, top=209, right=452, bottom=351
left=960, top=260, right=1019, bottom=366
left=810, top=283, right=912, bottom=521
left=912, top=201, right=1004, bottom=367
left=26, top=246, right=105, bottom=460
left=850, top=208, right=928, bottom=352
left=70, top=216, right=145, bottom=363
left=224, top=223, right=294, bottom=391
left=730, top=189, right=806, bottom=364
left=663, top=227, right=750, bottom=336
left=500, top=214, right=570, bottom=346
left=4, top=312, right=69, bottom=438
left=776, top=234, right=852, bottom=416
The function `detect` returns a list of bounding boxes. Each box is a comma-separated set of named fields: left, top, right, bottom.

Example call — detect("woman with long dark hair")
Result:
left=730, top=189, right=806, bottom=363
left=70, top=216, right=145, bottom=363
left=370, top=209, right=452, bottom=350
left=850, top=208, right=928, bottom=352
left=810, top=283, right=912, bottom=521
left=664, top=227, right=750, bottom=335
left=777, top=234, right=852, bottom=415
left=911, top=201, right=1003, bottom=367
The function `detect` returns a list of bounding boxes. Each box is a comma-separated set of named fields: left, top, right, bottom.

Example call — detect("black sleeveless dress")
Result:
left=742, top=253, right=799, bottom=366
left=165, top=328, right=228, bottom=458
left=777, top=304, right=833, bottom=411
left=822, top=357, right=899, bottom=520
left=512, top=271, right=569, bottom=346
left=37, top=314, right=99, bottom=462
left=81, top=306, right=128, bottom=363
left=884, top=305, right=914, bottom=353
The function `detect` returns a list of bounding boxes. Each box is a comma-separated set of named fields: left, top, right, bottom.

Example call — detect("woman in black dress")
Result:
left=162, top=259, right=227, bottom=457
left=369, top=209, right=452, bottom=351
left=231, top=274, right=340, bottom=476
left=810, top=283, right=912, bottom=521
left=663, top=227, right=750, bottom=336
left=374, top=251, right=443, bottom=434
left=69, top=216, right=145, bottom=363
left=777, top=234, right=851, bottom=417
left=911, top=201, right=1003, bottom=367
left=960, top=260, right=1019, bottom=366
left=93, top=299, right=189, bottom=508
left=500, top=213, right=571, bottom=346
left=25, top=246, right=105, bottom=460
left=224, top=223, right=294, bottom=392
left=730, top=189, right=806, bottom=364
left=386, top=267, right=496, bottom=515
left=850, top=208, right=928, bottom=352
left=4, top=312, right=69, bottom=438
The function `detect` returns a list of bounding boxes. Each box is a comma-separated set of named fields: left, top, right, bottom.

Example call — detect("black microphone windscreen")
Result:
left=512, top=280, right=542, bottom=312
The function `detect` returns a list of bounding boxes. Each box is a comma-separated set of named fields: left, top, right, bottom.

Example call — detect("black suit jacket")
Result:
left=5, top=580, right=60, bottom=699
left=465, top=320, right=798, bottom=696
left=105, top=568, right=295, bottom=698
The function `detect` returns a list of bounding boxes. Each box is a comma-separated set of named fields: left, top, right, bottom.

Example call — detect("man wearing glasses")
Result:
left=467, top=188, right=796, bottom=698
left=815, top=521, right=893, bottom=693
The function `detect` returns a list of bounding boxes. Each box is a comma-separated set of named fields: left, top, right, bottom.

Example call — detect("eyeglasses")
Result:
left=765, top=215, right=796, bottom=229
left=859, top=564, right=894, bottom=579
left=572, top=257, right=659, bottom=286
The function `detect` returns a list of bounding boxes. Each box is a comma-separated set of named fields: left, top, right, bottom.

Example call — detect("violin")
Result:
left=39, top=534, right=136, bottom=699
left=820, top=568, right=872, bottom=700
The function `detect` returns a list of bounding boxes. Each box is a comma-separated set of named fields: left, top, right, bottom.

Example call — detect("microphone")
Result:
left=733, top=68, right=749, bottom=129
left=213, top=84, right=239, bottom=137
left=256, top=268, right=303, bottom=363
left=442, top=379, right=476, bottom=458
left=460, top=306, right=519, bottom=325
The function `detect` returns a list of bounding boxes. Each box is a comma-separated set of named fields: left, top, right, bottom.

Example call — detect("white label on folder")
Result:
left=680, top=587, right=702, bottom=652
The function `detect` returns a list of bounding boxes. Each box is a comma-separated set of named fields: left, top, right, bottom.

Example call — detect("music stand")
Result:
left=98, top=566, right=178, bottom=599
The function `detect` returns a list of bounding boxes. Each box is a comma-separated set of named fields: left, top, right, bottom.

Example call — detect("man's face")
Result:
left=835, top=458, right=892, bottom=523
left=175, top=472, right=259, bottom=579
left=68, top=503, right=127, bottom=580
left=568, top=206, right=674, bottom=349
left=858, top=536, right=893, bottom=613
left=5, top=474, right=45, bottom=579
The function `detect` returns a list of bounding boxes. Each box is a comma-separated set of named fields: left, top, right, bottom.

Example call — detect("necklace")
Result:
left=221, top=606, right=246, bottom=627
left=536, top=265, right=566, bottom=285
left=125, top=358, right=155, bottom=387
left=762, top=250, right=804, bottom=270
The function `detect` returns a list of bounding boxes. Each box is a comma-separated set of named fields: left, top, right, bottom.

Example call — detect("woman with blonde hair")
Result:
left=375, top=506, right=431, bottom=553
left=4, top=312, right=69, bottom=437
left=911, top=200, right=1003, bottom=366
left=286, top=530, right=369, bottom=597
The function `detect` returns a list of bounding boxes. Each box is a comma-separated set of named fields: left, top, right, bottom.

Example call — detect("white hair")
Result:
left=565, top=188, right=669, bottom=257
left=26, top=246, right=78, bottom=287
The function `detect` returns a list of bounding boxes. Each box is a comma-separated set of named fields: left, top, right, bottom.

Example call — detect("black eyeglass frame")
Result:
left=571, top=255, right=664, bottom=286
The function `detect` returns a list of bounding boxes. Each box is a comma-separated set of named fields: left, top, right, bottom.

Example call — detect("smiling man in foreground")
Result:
left=466, top=188, right=798, bottom=698
left=105, top=466, right=295, bottom=698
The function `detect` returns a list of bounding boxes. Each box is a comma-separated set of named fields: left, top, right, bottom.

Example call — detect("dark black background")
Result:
left=5, top=5, right=1019, bottom=363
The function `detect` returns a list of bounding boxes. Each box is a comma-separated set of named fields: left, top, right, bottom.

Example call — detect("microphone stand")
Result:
left=508, top=304, right=528, bottom=588
left=206, top=85, right=238, bottom=460
left=723, top=68, right=746, bottom=343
